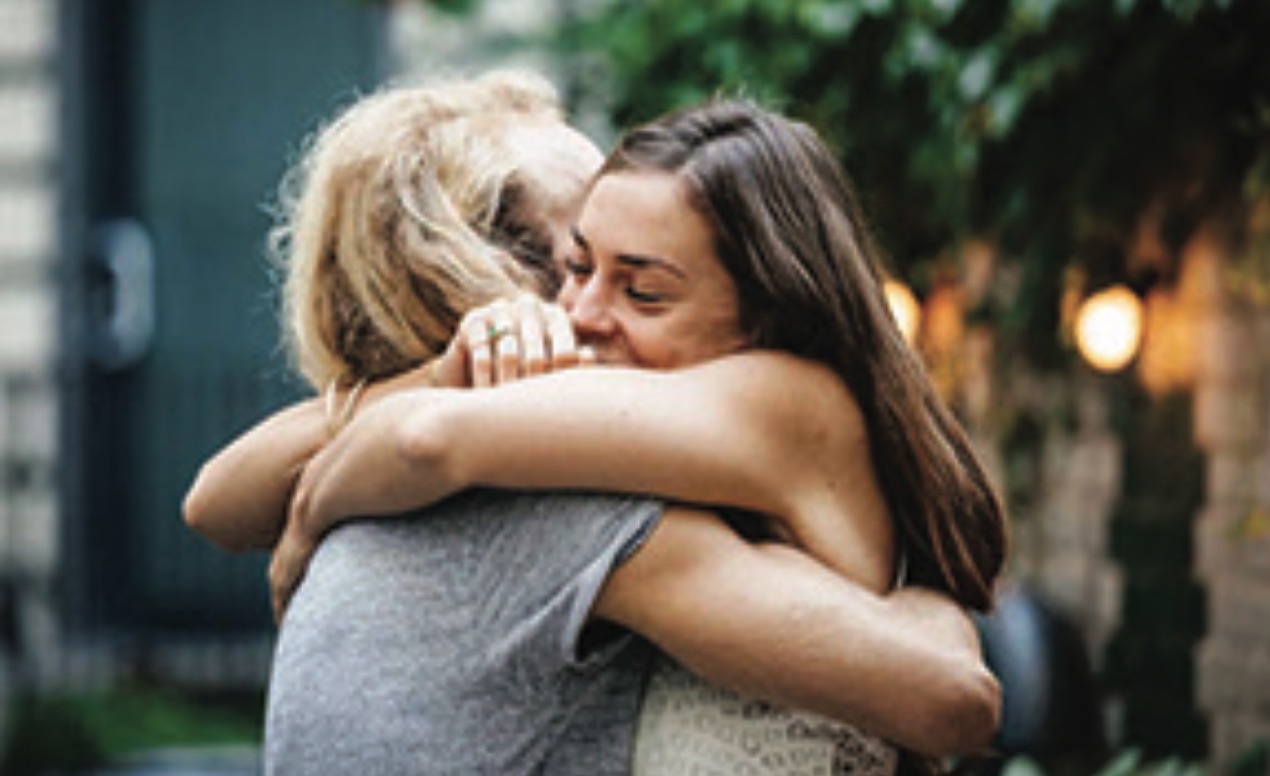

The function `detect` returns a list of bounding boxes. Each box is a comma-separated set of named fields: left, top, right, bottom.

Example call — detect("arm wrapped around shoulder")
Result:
left=593, top=506, right=1000, bottom=759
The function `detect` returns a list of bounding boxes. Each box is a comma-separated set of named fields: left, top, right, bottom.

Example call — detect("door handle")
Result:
left=87, top=219, right=155, bottom=371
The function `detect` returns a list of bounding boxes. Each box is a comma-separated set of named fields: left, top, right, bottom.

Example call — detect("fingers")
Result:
left=270, top=474, right=321, bottom=624
left=543, top=303, right=580, bottom=371
left=462, top=303, right=500, bottom=388
left=269, top=525, right=314, bottom=624
left=517, top=296, right=548, bottom=377
left=432, top=337, right=469, bottom=389
left=489, top=301, right=520, bottom=385
left=458, top=296, right=581, bottom=386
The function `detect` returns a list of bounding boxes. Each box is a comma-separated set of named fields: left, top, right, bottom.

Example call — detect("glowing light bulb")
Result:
left=1074, top=285, right=1143, bottom=372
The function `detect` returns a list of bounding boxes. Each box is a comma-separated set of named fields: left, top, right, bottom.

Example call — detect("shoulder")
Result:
left=686, top=351, right=858, bottom=416
left=685, top=351, right=867, bottom=454
left=685, top=349, right=836, bottom=386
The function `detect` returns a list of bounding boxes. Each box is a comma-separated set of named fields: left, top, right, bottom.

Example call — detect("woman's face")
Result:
left=558, top=170, right=748, bottom=369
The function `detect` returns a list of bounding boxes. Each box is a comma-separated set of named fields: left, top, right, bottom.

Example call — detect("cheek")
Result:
left=684, top=313, right=747, bottom=363
left=631, top=317, right=735, bottom=369
left=620, top=318, right=683, bottom=369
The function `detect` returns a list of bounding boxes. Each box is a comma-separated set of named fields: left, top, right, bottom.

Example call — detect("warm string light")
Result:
left=887, top=268, right=1149, bottom=378
left=1074, top=285, right=1144, bottom=372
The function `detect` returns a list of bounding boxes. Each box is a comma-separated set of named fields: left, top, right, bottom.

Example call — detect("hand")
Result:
left=269, top=513, right=320, bottom=623
left=443, top=294, right=592, bottom=388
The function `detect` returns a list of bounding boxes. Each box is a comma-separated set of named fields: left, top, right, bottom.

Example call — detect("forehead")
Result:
left=577, top=171, right=715, bottom=262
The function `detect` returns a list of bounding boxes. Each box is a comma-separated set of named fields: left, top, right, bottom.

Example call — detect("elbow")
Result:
left=182, top=467, right=249, bottom=554
left=921, top=661, right=1001, bottom=758
left=182, top=466, right=217, bottom=539
left=181, top=476, right=210, bottom=535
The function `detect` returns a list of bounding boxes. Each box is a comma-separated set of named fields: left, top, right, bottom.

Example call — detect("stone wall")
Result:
left=1191, top=233, right=1270, bottom=770
left=1010, top=377, right=1125, bottom=666
left=0, top=0, right=62, bottom=691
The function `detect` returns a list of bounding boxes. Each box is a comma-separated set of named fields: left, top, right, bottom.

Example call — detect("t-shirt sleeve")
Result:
left=494, top=492, right=662, bottom=671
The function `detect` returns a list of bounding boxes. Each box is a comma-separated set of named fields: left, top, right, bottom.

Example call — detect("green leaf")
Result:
left=985, top=83, right=1025, bottom=137
left=801, top=1, right=862, bottom=37
left=958, top=47, right=998, bottom=101
left=1011, top=0, right=1063, bottom=31
left=1001, top=755, right=1048, bottom=776
left=890, top=21, right=948, bottom=80
left=1096, top=749, right=1145, bottom=776
left=420, top=0, right=478, bottom=15
left=923, top=0, right=966, bottom=24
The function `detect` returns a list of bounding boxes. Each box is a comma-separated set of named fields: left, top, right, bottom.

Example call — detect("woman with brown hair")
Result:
left=187, top=76, right=1002, bottom=775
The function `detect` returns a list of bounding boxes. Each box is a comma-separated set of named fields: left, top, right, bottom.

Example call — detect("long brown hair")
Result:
left=603, top=100, right=1007, bottom=612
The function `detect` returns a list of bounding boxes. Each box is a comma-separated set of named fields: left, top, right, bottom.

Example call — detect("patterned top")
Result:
left=633, top=655, right=899, bottom=776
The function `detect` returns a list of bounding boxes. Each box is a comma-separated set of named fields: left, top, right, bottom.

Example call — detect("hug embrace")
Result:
left=184, top=70, right=1007, bottom=776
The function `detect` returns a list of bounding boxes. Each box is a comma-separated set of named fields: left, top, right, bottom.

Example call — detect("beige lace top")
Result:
left=632, top=657, right=898, bottom=776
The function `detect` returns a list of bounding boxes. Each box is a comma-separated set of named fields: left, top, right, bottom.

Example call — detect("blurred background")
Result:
left=0, top=0, right=1267, bottom=773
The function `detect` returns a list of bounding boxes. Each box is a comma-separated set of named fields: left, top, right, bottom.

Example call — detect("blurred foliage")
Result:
left=416, top=0, right=479, bottom=14
left=1002, top=738, right=1268, bottom=776
left=1, top=686, right=261, bottom=775
left=552, top=0, right=1269, bottom=368
left=1001, top=748, right=1207, bottom=776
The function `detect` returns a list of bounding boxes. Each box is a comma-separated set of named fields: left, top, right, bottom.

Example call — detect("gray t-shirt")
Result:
left=265, top=489, right=662, bottom=776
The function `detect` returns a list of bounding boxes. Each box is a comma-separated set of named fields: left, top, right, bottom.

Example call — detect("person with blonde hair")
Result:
left=186, top=72, right=1000, bottom=775
left=191, top=71, right=596, bottom=547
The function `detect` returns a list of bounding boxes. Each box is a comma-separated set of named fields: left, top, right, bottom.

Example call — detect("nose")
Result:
left=561, top=274, right=617, bottom=341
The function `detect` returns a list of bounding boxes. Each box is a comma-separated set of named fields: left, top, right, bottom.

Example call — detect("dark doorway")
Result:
left=60, top=0, right=384, bottom=635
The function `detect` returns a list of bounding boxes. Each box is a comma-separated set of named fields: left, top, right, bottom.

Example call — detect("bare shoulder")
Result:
left=690, top=349, right=838, bottom=387
left=696, top=353, right=891, bottom=590
left=682, top=350, right=848, bottom=400
left=688, top=351, right=866, bottom=443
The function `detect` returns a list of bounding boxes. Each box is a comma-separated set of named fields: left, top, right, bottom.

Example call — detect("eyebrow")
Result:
left=571, top=226, right=688, bottom=279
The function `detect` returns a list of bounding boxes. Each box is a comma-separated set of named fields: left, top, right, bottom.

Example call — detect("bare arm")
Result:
left=182, top=295, right=571, bottom=554
left=183, top=399, right=326, bottom=553
left=595, top=505, right=999, bottom=758
left=183, top=362, right=445, bottom=553
left=292, top=351, right=891, bottom=587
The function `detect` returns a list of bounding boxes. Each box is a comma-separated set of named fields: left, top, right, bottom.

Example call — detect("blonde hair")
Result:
left=274, top=70, right=565, bottom=390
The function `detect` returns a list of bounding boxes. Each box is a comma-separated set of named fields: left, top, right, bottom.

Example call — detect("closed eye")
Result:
left=626, top=286, right=664, bottom=304
left=562, top=255, right=592, bottom=277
